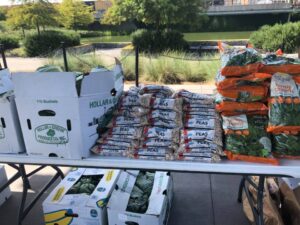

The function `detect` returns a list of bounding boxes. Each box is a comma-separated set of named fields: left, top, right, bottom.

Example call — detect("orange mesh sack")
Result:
left=268, top=73, right=300, bottom=133
left=216, top=72, right=271, bottom=90
left=260, top=54, right=300, bottom=75
left=222, top=114, right=278, bottom=165
left=218, top=42, right=263, bottom=76
left=216, top=101, right=268, bottom=114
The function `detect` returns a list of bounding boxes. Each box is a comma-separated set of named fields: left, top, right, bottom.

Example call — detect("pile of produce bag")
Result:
left=176, top=90, right=223, bottom=162
left=66, top=175, right=102, bottom=195
left=216, top=43, right=277, bottom=164
left=91, top=87, right=149, bottom=157
left=134, top=85, right=182, bottom=160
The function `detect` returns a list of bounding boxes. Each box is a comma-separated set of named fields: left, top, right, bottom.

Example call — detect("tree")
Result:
left=25, top=1, right=59, bottom=35
left=57, top=0, right=94, bottom=30
left=0, top=7, right=7, bottom=21
left=7, top=1, right=58, bottom=36
left=6, top=5, right=32, bottom=37
left=102, top=0, right=205, bottom=30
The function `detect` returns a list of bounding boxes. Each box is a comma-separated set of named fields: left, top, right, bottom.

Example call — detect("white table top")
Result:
left=0, top=154, right=300, bottom=178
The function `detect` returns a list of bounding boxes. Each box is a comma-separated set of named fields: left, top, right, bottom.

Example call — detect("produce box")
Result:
left=0, top=69, right=25, bottom=154
left=107, top=170, right=173, bottom=225
left=43, top=168, right=120, bottom=225
left=0, top=165, right=11, bottom=206
left=13, top=64, right=124, bottom=159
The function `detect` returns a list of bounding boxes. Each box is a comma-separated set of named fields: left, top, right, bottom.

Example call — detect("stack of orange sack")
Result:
left=215, top=42, right=277, bottom=164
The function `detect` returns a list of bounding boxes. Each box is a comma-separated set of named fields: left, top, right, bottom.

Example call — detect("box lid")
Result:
left=13, top=72, right=78, bottom=98
left=108, top=171, right=169, bottom=216
left=44, top=168, right=120, bottom=208
left=0, top=69, right=13, bottom=95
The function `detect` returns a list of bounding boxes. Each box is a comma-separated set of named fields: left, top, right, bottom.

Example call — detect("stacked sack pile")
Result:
left=91, top=85, right=183, bottom=160
left=134, top=85, right=183, bottom=160
left=215, top=43, right=278, bottom=164
left=91, top=86, right=150, bottom=157
left=175, top=90, right=223, bottom=162
left=264, top=54, right=300, bottom=159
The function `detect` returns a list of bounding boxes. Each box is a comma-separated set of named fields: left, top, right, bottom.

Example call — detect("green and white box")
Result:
left=13, top=64, right=124, bottom=159
left=108, top=170, right=173, bottom=225
left=0, top=69, right=25, bottom=154
left=0, top=165, right=11, bottom=206
left=43, top=168, right=121, bottom=225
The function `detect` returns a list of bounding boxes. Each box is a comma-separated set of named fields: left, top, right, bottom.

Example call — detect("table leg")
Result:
left=14, top=164, right=63, bottom=225
left=238, top=175, right=266, bottom=225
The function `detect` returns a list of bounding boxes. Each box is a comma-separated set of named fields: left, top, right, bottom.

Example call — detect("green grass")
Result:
left=81, top=31, right=253, bottom=44
left=47, top=51, right=220, bottom=84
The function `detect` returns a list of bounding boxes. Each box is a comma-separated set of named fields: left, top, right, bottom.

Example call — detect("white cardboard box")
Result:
left=43, top=168, right=121, bottom=225
left=0, top=165, right=11, bottom=206
left=108, top=170, right=173, bottom=225
left=0, top=69, right=25, bottom=154
left=13, top=64, right=124, bottom=159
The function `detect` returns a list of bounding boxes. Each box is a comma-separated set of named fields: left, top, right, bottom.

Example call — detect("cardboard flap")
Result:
left=0, top=69, right=13, bottom=95
left=12, top=72, right=78, bottom=98
left=146, top=172, right=169, bottom=215
left=107, top=170, right=139, bottom=211
left=86, top=169, right=120, bottom=208
left=47, top=168, right=85, bottom=204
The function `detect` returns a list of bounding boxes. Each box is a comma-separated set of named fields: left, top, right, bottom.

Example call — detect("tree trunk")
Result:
left=22, top=28, right=25, bottom=38
left=36, top=23, right=41, bottom=36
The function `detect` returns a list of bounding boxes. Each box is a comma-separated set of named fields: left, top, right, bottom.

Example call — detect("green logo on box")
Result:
left=0, top=127, right=4, bottom=139
left=35, top=124, right=68, bottom=144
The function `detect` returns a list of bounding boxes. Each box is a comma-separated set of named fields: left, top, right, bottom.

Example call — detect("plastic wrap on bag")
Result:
left=139, top=85, right=174, bottom=98
left=115, top=107, right=150, bottom=117
left=273, top=132, right=300, bottom=159
left=149, top=109, right=182, bottom=121
left=142, top=138, right=177, bottom=148
left=147, top=97, right=183, bottom=112
left=149, top=117, right=182, bottom=129
left=216, top=85, right=268, bottom=102
left=184, top=116, right=215, bottom=129
left=268, top=73, right=300, bottom=133
left=223, top=114, right=278, bottom=165
left=120, top=94, right=152, bottom=108
left=107, top=115, right=148, bottom=127
left=260, top=54, right=300, bottom=75
left=143, top=127, right=180, bottom=143
left=174, top=90, right=215, bottom=105
left=219, top=42, right=262, bottom=76
left=107, top=126, right=143, bottom=138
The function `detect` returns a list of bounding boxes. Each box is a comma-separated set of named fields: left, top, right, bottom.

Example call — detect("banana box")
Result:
left=0, top=69, right=25, bottom=154
left=12, top=62, right=124, bottom=159
left=107, top=170, right=173, bottom=225
left=43, top=168, right=121, bottom=225
left=0, top=165, right=11, bottom=206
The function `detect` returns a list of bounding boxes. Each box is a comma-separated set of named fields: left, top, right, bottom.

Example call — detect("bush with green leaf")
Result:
left=131, top=29, right=189, bottom=53
left=24, top=30, right=80, bottom=57
left=0, top=34, right=19, bottom=50
left=250, top=22, right=300, bottom=53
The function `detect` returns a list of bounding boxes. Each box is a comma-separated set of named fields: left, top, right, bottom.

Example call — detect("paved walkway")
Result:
left=0, top=165, right=249, bottom=225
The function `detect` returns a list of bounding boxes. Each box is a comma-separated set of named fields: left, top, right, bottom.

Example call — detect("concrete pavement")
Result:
left=0, top=165, right=250, bottom=225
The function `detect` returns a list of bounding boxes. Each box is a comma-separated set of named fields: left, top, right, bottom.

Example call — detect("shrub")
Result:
left=131, top=29, right=189, bottom=53
left=24, top=30, right=80, bottom=57
left=0, top=34, right=19, bottom=50
left=250, top=22, right=300, bottom=53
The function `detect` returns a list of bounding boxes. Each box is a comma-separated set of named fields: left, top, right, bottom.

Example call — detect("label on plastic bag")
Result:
left=222, top=115, right=248, bottom=130
left=271, top=73, right=298, bottom=97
